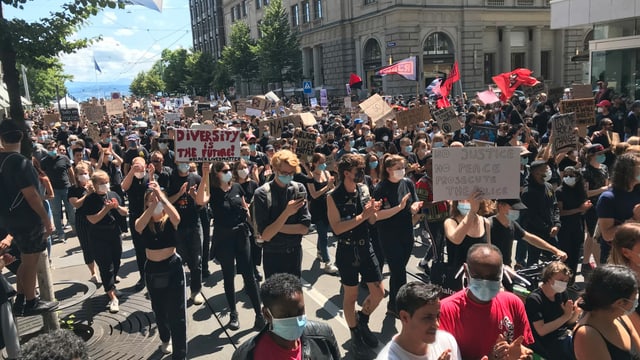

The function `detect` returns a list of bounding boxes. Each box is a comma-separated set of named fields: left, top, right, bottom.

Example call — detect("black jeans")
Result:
left=214, top=225, right=261, bottom=314
left=145, top=254, right=187, bottom=360
left=129, top=215, right=147, bottom=281
left=175, top=225, right=202, bottom=293
left=76, top=216, right=93, bottom=265
left=262, top=244, right=302, bottom=279
left=382, top=236, right=413, bottom=312
left=527, top=228, right=557, bottom=267
left=558, top=216, right=583, bottom=281
left=198, top=208, right=211, bottom=274
left=90, top=225, right=122, bottom=292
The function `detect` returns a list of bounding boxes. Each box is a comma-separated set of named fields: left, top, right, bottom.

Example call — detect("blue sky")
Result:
left=5, top=0, right=193, bottom=83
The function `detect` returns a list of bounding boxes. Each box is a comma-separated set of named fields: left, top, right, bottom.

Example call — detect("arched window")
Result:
left=423, top=32, right=454, bottom=56
left=363, top=39, right=382, bottom=69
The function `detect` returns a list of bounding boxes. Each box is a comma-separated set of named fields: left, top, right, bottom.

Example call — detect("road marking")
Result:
left=300, top=278, right=349, bottom=330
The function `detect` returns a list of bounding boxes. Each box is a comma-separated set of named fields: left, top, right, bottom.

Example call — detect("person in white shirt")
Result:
left=376, top=282, right=460, bottom=360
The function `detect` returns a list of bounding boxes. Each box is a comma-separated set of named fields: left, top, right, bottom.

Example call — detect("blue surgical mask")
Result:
left=433, top=142, right=444, bottom=148
left=369, top=161, right=379, bottom=169
left=221, top=171, right=232, bottom=183
left=405, top=145, right=413, bottom=153
left=242, top=155, right=251, bottom=161
left=105, top=137, right=112, bottom=143
left=596, top=154, right=606, bottom=164
left=317, top=163, right=327, bottom=171
left=177, top=163, right=190, bottom=173
left=365, top=141, right=374, bottom=148
left=460, top=128, right=466, bottom=135
left=278, top=174, right=293, bottom=186
left=620, top=297, right=639, bottom=316
left=520, top=157, right=528, bottom=165
left=507, top=209, right=520, bottom=222
left=457, top=203, right=471, bottom=216
left=270, top=313, right=307, bottom=341
left=468, top=276, right=502, bottom=302
left=376, top=151, right=384, bottom=159
left=249, top=144, right=257, bottom=152
left=349, top=140, right=355, bottom=147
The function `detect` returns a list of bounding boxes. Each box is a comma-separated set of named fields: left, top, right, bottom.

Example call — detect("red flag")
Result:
left=439, top=62, right=459, bottom=105
left=349, top=73, right=363, bottom=89
left=492, top=68, right=539, bottom=102
left=376, top=56, right=417, bottom=81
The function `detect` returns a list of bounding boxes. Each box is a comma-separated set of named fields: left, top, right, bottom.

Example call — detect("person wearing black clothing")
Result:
left=233, top=158, right=262, bottom=281
left=149, top=151, right=172, bottom=189
left=157, top=135, right=176, bottom=171
left=252, top=150, right=311, bottom=278
left=40, top=139, right=76, bottom=240
left=134, top=181, right=186, bottom=359
left=89, top=126, right=123, bottom=167
left=307, top=153, right=338, bottom=274
left=624, top=100, right=640, bottom=141
left=327, top=153, right=385, bottom=360
left=167, top=162, right=204, bottom=305
left=197, top=161, right=265, bottom=331
left=97, top=146, right=125, bottom=201
left=581, top=143, right=609, bottom=271
left=85, top=170, right=128, bottom=313
left=520, top=161, right=562, bottom=266
left=67, top=163, right=97, bottom=282
left=122, top=133, right=149, bottom=175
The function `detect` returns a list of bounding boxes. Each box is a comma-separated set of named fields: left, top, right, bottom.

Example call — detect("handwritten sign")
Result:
left=60, top=108, right=80, bottom=122
left=310, top=97, right=318, bottom=107
left=559, top=98, right=595, bottom=128
left=523, top=83, right=546, bottom=98
left=551, top=113, right=578, bottom=154
left=432, top=107, right=461, bottom=133
left=201, top=110, right=214, bottom=121
left=175, top=127, right=240, bottom=162
left=183, top=106, right=196, bottom=118
left=470, top=124, right=498, bottom=145
left=104, top=99, right=124, bottom=116
left=197, top=103, right=211, bottom=113
left=83, top=105, right=104, bottom=122
left=431, top=147, right=521, bottom=201
left=572, top=84, right=593, bottom=99
left=396, top=106, right=431, bottom=128
left=43, top=114, right=60, bottom=127
left=359, top=94, right=393, bottom=127
left=251, top=96, right=269, bottom=111
left=295, top=131, right=317, bottom=159
left=164, top=113, right=180, bottom=123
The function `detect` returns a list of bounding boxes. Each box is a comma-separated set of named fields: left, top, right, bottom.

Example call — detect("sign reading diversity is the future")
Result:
left=175, top=127, right=241, bottom=162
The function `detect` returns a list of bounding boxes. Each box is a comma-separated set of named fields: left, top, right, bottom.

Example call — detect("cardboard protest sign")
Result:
left=164, top=113, right=181, bottom=123
left=251, top=96, right=269, bottom=111
left=175, top=127, right=240, bottom=162
left=523, top=83, right=546, bottom=98
left=559, top=98, right=595, bottom=129
left=470, top=124, right=498, bottom=145
left=432, top=107, right=461, bottom=133
left=572, top=84, right=593, bottom=99
left=359, top=94, right=393, bottom=127
left=43, top=114, right=60, bottom=127
left=105, top=99, right=124, bottom=116
left=295, top=131, right=317, bottom=160
left=183, top=106, right=196, bottom=118
left=60, top=108, right=80, bottom=122
left=83, top=104, right=103, bottom=122
left=297, top=113, right=317, bottom=127
left=431, top=147, right=521, bottom=201
left=201, top=110, right=214, bottom=121
left=551, top=113, right=578, bottom=154
left=233, top=99, right=248, bottom=115
left=291, top=104, right=303, bottom=112
left=396, top=106, right=431, bottom=129
left=261, top=117, right=298, bottom=138
left=548, top=87, right=565, bottom=104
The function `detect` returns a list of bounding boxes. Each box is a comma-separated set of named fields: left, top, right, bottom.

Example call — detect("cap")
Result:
left=586, top=143, right=605, bottom=155
left=127, top=133, right=140, bottom=141
left=246, top=133, right=256, bottom=141
left=0, top=119, right=22, bottom=135
left=497, top=199, right=527, bottom=210
left=530, top=160, right=548, bottom=170
left=354, top=118, right=363, bottom=125
left=264, top=144, right=275, bottom=152
left=597, top=100, right=611, bottom=108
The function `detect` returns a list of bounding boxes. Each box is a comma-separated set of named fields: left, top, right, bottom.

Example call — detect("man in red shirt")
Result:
left=439, top=244, right=534, bottom=360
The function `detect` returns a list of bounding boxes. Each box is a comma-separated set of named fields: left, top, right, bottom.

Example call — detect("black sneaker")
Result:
left=22, top=298, right=59, bottom=316
left=254, top=314, right=266, bottom=330
left=228, top=311, right=240, bottom=330
left=356, top=311, right=378, bottom=348
left=12, top=295, right=25, bottom=316
left=134, top=279, right=145, bottom=291
left=350, top=328, right=376, bottom=360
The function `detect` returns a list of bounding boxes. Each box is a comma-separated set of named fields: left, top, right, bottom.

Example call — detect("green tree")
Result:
left=19, top=58, right=71, bottom=105
left=161, top=48, right=190, bottom=95
left=130, top=71, right=147, bottom=97
left=221, top=21, right=257, bottom=85
left=211, top=60, right=234, bottom=95
left=186, top=51, right=215, bottom=96
left=129, top=70, right=164, bottom=97
left=255, top=0, right=302, bottom=94
left=1, top=0, right=124, bottom=154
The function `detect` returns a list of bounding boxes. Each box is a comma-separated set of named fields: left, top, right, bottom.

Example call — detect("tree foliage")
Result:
left=19, top=58, right=71, bottom=105
left=161, top=48, right=189, bottom=95
left=129, top=70, right=164, bottom=97
left=221, top=21, right=257, bottom=81
left=186, top=51, right=216, bottom=96
left=255, top=0, right=302, bottom=90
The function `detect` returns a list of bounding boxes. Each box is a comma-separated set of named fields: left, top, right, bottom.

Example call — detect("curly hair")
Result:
left=20, top=329, right=88, bottom=360
left=337, top=153, right=364, bottom=181
left=260, top=273, right=303, bottom=310
left=611, top=153, right=640, bottom=191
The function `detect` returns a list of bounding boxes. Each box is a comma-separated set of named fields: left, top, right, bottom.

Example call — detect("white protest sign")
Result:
left=245, top=108, right=263, bottom=117
left=310, top=98, right=318, bottom=107
left=432, top=107, right=461, bottom=133
left=175, top=127, right=241, bottom=162
left=164, top=113, right=181, bottom=123
left=551, top=113, right=578, bottom=154
left=431, top=147, right=521, bottom=201
left=265, top=91, right=280, bottom=103
left=359, top=94, right=393, bottom=127
left=344, top=97, right=352, bottom=110
left=105, top=99, right=124, bottom=116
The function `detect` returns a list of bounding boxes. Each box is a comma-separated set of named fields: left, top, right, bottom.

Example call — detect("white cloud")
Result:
left=102, top=11, right=117, bottom=25
left=114, top=28, right=136, bottom=37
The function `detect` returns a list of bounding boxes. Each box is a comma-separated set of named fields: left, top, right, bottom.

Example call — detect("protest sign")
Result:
left=60, top=108, right=80, bottom=122
left=431, top=147, right=520, bottom=201
left=261, top=117, right=298, bottom=138
left=551, top=113, right=578, bottom=154
left=175, top=127, right=240, bottom=162
left=43, top=114, right=59, bottom=127
left=359, top=94, right=393, bottom=127
left=295, top=131, right=317, bottom=160
left=197, top=103, right=211, bottom=113
left=432, top=107, right=461, bottom=133
left=183, top=106, right=196, bottom=118
left=251, top=96, right=269, bottom=111
left=396, top=106, right=431, bottom=129
left=320, top=89, right=328, bottom=108
left=559, top=98, right=595, bottom=129
left=523, top=83, right=546, bottom=98
left=476, top=90, right=500, bottom=105
left=470, top=124, right=498, bottom=145
left=344, top=97, right=352, bottom=110
left=291, top=104, right=303, bottom=112
left=548, top=87, right=565, bottom=104
left=265, top=91, right=280, bottom=104
left=164, top=112, right=181, bottom=123
left=201, top=110, right=214, bottom=121
left=83, top=105, right=104, bottom=123
left=245, top=108, right=262, bottom=117
left=572, top=84, right=593, bottom=99
left=87, top=122, right=101, bottom=143
left=310, top=98, right=318, bottom=107
left=297, top=113, right=317, bottom=127
left=105, top=99, right=124, bottom=116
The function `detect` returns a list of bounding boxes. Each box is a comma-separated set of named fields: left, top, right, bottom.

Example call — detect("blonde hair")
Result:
left=541, top=261, right=572, bottom=283
left=75, top=162, right=91, bottom=175
left=270, top=149, right=301, bottom=173
left=90, top=169, right=109, bottom=185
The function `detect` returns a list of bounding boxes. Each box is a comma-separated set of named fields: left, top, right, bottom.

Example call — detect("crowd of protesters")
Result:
left=1, top=85, right=640, bottom=359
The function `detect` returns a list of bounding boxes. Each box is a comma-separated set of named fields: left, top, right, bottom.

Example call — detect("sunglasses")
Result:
left=220, top=169, right=231, bottom=173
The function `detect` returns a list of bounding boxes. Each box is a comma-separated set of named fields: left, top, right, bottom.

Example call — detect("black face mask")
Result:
left=354, top=168, right=365, bottom=183
left=327, top=139, right=335, bottom=144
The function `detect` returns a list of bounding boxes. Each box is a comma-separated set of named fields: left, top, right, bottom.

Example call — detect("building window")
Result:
left=511, top=52, right=525, bottom=69
left=516, top=0, right=534, bottom=6
left=423, top=32, right=454, bottom=56
left=236, top=5, right=241, bottom=20
left=257, top=20, right=262, bottom=38
left=242, top=0, right=247, bottom=17
left=256, top=0, right=261, bottom=9
left=231, top=8, right=235, bottom=22
left=541, top=51, right=551, bottom=81
left=302, top=1, right=310, bottom=23
left=264, top=0, right=270, bottom=5
left=365, top=0, right=376, bottom=4
left=484, top=53, right=495, bottom=85
left=486, top=0, right=505, bottom=6
left=291, top=4, right=300, bottom=26
left=314, top=0, right=322, bottom=19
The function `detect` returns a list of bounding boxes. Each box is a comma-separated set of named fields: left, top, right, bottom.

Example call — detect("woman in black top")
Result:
left=85, top=170, right=128, bottom=314
left=308, top=153, right=338, bottom=274
left=67, top=163, right=97, bottom=282
left=233, top=158, right=262, bottom=281
left=197, top=161, right=264, bottom=331
left=444, top=193, right=490, bottom=273
left=134, top=181, right=185, bottom=358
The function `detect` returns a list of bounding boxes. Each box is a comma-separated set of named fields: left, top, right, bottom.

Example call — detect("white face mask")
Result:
left=77, top=174, right=90, bottom=183
left=237, top=168, right=250, bottom=179
left=153, top=202, right=164, bottom=216
left=550, top=279, right=568, bottom=294
left=98, top=183, right=110, bottom=193
left=134, top=172, right=145, bottom=179
left=563, top=176, right=576, bottom=187
left=392, top=169, right=405, bottom=180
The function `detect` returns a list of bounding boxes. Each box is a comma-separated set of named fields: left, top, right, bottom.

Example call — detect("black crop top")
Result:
left=575, top=318, right=640, bottom=360
left=141, top=220, right=177, bottom=250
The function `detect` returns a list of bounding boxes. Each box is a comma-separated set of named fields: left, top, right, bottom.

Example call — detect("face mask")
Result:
left=369, top=161, right=379, bottom=169
left=382, top=135, right=389, bottom=142
left=177, top=163, right=190, bottom=173
left=249, top=144, right=257, bottom=152
left=317, top=163, right=327, bottom=171
left=620, top=297, right=639, bottom=316
left=221, top=171, right=232, bottom=183
left=597, top=107, right=604, bottom=113
left=327, top=138, right=335, bottom=144
left=241, top=155, right=251, bottom=162
left=158, top=143, right=168, bottom=150
left=77, top=174, right=90, bottom=183
left=119, top=129, right=126, bottom=136
left=237, top=168, right=250, bottom=179
left=433, top=142, right=444, bottom=148
left=418, top=127, right=426, bottom=132
left=376, top=151, right=384, bottom=159
left=392, top=169, right=405, bottom=180
left=349, top=140, right=355, bottom=147
left=596, top=154, right=606, bottom=164
left=460, top=128, right=466, bottom=135
left=457, top=202, right=471, bottom=216
left=405, top=145, right=413, bottom=153
left=365, top=141, right=374, bottom=148
left=520, top=157, right=528, bottom=165
left=71, top=141, right=77, bottom=146
left=550, top=280, right=568, bottom=294
left=636, top=173, right=640, bottom=183
left=563, top=176, right=576, bottom=187
left=263, top=131, right=270, bottom=137
left=543, top=169, right=552, bottom=182
left=98, top=183, right=110, bottom=193
left=507, top=209, right=520, bottom=222
left=153, top=202, right=164, bottom=216
left=468, top=276, right=502, bottom=302
left=270, top=313, right=307, bottom=341
left=128, top=141, right=137, bottom=148
left=278, top=174, right=293, bottom=186
left=354, top=168, right=365, bottom=183
left=104, top=137, right=112, bottom=143
left=48, top=150, right=57, bottom=157
left=134, top=172, right=145, bottom=179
